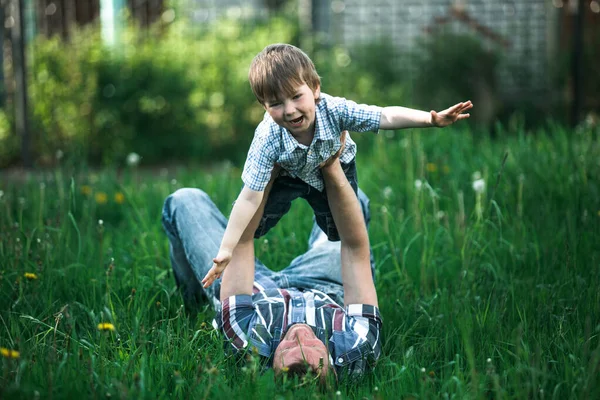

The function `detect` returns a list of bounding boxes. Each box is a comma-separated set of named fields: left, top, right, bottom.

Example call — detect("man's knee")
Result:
left=162, top=188, right=211, bottom=233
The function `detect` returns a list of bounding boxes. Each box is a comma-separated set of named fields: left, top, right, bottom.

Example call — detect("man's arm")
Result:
left=321, top=158, right=378, bottom=306
left=202, top=186, right=264, bottom=288
left=379, top=101, right=473, bottom=130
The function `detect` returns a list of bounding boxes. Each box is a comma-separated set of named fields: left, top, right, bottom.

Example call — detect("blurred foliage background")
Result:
left=0, top=0, right=598, bottom=168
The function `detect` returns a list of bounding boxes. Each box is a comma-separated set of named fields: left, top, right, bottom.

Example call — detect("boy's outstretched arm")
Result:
left=202, top=186, right=264, bottom=288
left=379, top=100, right=473, bottom=129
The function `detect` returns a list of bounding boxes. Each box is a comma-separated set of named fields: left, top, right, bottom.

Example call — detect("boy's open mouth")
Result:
left=289, top=116, right=304, bottom=126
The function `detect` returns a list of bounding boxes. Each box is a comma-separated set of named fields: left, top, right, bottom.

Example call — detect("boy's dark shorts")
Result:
left=254, top=161, right=358, bottom=241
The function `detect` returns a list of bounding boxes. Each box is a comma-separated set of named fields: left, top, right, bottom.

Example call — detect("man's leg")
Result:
left=161, top=188, right=278, bottom=312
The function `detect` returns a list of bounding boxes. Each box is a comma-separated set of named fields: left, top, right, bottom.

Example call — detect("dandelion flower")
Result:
left=414, top=179, right=423, bottom=191
left=114, top=192, right=125, bottom=204
left=97, top=322, right=115, bottom=332
left=24, top=272, right=38, bottom=280
left=126, top=152, right=141, bottom=167
left=472, top=179, right=485, bottom=194
left=426, top=163, right=437, bottom=173
left=95, top=192, right=108, bottom=204
left=383, top=186, right=393, bottom=199
left=0, top=347, right=20, bottom=359
left=80, top=185, right=92, bottom=196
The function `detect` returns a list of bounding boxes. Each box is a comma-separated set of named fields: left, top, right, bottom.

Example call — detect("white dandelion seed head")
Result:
left=381, top=205, right=388, bottom=214
left=126, top=152, right=141, bottom=167
left=170, top=179, right=177, bottom=185
left=472, top=171, right=482, bottom=181
left=336, top=391, right=341, bottom=396
left=98, top=219, right=104, bottom=226
left=55, top=149, right=64, bottom=160
left=0, top=190, right=3, bottom=199
left=414, top=179, right=423, bottom=191
left=37, top=238, right=41, bottom=243
left=383, top=186, right=393, bottom=199
left=421, top=367, right=426, bottom=373
left=436, top=210, right=446, bottom=220
left=487, top=358, right=492, bottom=363
left=472, top=179, right=486, bottom=194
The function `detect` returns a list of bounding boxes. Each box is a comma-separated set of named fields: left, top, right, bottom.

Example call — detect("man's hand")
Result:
left=202, top=248, right=232, bottom=288
left=319, top=131, right=347, bottom=170
left=431, top=100, right=473, bottom=127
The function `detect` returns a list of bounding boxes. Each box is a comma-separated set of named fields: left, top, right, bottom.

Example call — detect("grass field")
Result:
left=1, top=125, right=599, bottom=399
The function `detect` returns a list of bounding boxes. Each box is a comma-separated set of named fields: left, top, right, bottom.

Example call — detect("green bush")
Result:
left=2, top=14, right=415, bottom=167
left=412, top=33, right=501, bottom=127
left=21, top=15, right=298, bottom=167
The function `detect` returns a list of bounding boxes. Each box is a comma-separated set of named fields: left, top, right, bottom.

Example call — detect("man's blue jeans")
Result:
left=161, top=187, right=374, bottom=311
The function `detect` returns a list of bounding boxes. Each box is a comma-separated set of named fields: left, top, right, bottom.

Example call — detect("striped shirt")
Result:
left=241, top=93, right=382, bottom=192
left=218, top=284, right=383, bottom=378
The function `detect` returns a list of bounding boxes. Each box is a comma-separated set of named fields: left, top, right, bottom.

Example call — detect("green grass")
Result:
left=1, top=125, right=599, bottom=399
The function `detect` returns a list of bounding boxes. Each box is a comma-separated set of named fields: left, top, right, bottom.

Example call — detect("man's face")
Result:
left=272, top=323, right=331, bottom=377
left=263, top=83, right=321, bottom=139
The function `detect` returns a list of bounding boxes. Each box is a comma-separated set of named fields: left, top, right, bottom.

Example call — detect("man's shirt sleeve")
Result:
left=241, top=119, right=279, bottom=192
left=330, top=96, right=382, bottom=133
left=341, top=304, right=383, bottom=375
left=221, top=295, right=256, bottom=351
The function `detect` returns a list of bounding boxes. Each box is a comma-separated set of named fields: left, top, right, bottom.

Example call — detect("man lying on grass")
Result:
left=161, top=133, right=380, bottom=382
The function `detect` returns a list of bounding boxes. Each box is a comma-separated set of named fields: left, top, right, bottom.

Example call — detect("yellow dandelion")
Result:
left=0, top=347, right=20, bottom=359
left=114, top=192, right=125, bottom=204
left=80, top=185, right=92, bottom=196
left=24, top=272, right=38, bottom=280
left=94, top=192, right=108, bottom=204
left=97, top=322, right=115, bottom=332
left=597, top=210, right=600, bottom=217
left=443, top=165, right=451, bottom=174
left=426, top=163, right=438, bottom=173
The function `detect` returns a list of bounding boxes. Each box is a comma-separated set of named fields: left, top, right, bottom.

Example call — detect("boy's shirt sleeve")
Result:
left=241, top=118, right=280, bottom=192
left=327, top=95, right=382, bottom=134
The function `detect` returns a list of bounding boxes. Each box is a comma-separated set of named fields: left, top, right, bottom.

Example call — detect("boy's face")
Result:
left=263, top=83, right=321, bottom=138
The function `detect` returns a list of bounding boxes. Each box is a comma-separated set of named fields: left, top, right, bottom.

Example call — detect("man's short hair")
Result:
left=248, top=43, right=321, bottom=105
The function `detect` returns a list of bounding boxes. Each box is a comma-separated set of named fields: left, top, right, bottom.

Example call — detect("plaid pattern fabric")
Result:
left=241, top=93, right=382, bottom=192
left=218, top=283, right=383, bottom=377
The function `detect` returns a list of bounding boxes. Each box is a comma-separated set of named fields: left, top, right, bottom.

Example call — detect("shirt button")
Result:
left=337, top=357, right=344, bottom=363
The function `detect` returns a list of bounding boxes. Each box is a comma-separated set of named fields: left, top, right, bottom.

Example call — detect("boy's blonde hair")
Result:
left=249, top=44, right=321, bottom=105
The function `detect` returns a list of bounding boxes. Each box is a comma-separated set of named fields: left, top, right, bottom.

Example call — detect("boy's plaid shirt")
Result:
left=217, top=282, right=383, bottom=377
left=242, top=93, right=382, bottom=192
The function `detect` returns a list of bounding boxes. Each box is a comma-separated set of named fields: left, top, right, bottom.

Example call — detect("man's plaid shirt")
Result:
left=217, top=280, right=383, bottom=377
left=241, top=93, right=382, bottom=192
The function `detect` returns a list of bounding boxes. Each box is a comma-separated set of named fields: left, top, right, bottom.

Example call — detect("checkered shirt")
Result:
left=217, top=280, right=383, bottom=378
left=241, top=93, right=382, bottom=192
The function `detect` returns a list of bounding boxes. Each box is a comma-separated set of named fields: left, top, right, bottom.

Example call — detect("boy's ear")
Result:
left=313, top=85, right=321, bottom=100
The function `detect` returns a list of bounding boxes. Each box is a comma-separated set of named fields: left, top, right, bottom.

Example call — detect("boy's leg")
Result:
left=281, top=187, right=375, bottom=305
left=306, top=161, right=359, bottom=242
left=253, top=175, right=311, bottom=238
left=161, top=188, right=278, bottom=312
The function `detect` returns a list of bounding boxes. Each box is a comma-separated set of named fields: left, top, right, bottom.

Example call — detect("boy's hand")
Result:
left=202, top=249, right=233, bottom=288
left=319, top=131, right=347, bottom=170
left=431, top=101, right=473, bottom=127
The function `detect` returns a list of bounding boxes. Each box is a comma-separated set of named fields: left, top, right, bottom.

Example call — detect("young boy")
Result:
left=201, top=43, right=472, bottom=288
